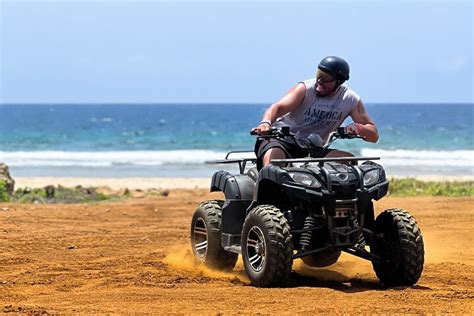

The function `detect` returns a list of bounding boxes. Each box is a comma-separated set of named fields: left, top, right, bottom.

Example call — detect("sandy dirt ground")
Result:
left=0, top=190, right=473, bottom=314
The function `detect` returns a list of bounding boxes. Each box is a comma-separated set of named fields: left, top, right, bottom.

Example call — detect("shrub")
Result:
left=0, top=180, right=10, bottom=202
left=389, top=178, right=473, bottom=197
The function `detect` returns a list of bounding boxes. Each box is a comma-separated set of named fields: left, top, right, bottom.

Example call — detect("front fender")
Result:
left=254, top=165, right=292, bottom=207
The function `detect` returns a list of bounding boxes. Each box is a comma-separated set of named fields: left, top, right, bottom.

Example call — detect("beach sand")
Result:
left=14, top=177, right=211, bottom=190
left=0, top=189, right=473, bottom=313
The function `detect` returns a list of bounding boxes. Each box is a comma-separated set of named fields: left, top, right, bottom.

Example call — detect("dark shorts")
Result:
left=254, top=136, right=333, bottom=170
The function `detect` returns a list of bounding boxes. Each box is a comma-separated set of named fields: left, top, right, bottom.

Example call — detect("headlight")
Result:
left=363, top=169, right=380, bottom=186
left=288, top=172, right=321, bottom=188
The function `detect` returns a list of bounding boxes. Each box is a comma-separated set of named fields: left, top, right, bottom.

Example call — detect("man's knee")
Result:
left=325, top=150, right=357, bottom=165
left=263, top=148, right=287, bottom=166
left=325, top=150, right=354, bottom=158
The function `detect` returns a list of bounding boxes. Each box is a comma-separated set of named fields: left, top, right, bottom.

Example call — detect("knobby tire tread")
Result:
left=193, top=200, right=238, bottom=271
left=244, top=205, right=293, bottom=287
left=373, top=208, right=424, bottom=286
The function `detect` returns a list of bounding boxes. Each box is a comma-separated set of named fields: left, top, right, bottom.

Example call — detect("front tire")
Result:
left=190, top=200, right=238, bottom=271
left=242, top=205, right=293, bottom=287
left=371, top=208, right=424, bottom=286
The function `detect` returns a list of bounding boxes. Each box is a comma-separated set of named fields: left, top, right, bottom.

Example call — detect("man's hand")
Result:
left=346, top=123, right=363, bottom=135
left=252, top=83, right=305, bottom=136
left=251, top=121, right=272, bottom=135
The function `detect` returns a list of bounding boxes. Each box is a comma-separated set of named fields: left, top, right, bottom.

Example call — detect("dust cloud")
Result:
left=163, top=244, right=248, bottom=283
left=164, top=245, right=376, bottom=284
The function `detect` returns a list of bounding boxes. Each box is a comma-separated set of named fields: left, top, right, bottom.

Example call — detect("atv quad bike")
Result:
left=191, top=126, right=424, bottom=287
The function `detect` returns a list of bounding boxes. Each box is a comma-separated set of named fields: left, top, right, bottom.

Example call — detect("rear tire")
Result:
left=371, top=208, right=424, bottom=286
left=190, top=200, right=238, bottom=271
left=242, top=205, right=293, bottom=287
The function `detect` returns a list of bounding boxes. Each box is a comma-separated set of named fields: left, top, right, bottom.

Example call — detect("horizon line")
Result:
left=1, top=102, right=473, bottom=106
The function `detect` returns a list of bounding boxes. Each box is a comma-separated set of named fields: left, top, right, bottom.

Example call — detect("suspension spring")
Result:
left=299, top=215, right=317, bottom=249
left=352, top=216, right=366, bottom=247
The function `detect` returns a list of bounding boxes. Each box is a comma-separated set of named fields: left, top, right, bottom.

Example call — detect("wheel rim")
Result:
left=193, top=217, right=208, bottom=259
left=246, top=226, right=266, bottom=272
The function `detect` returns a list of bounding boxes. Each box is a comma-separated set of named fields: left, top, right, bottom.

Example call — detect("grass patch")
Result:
left=4, top=178, right=471, bottom=203
left=388, top=178, right=473, bottom=197
left=9, top=185, right=170, bottom=204
left=0, top=180, right=10, bottom=202
left=11, top=185, right=124, bottom=204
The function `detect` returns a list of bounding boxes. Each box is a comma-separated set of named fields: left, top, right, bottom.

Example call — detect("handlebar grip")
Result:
left=337, top=126, right=346, bottom=135
left=250, top=126, right=293, bottom=137
left=338, top=126, right=365, bottom=139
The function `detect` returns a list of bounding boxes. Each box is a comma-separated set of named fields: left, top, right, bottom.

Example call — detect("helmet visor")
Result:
left=316, top=69, right=335, bottom=83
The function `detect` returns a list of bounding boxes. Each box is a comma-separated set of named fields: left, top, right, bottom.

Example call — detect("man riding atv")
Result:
left=252, top=56, right=379, bottom=169
left=191, top=56, right=424, bottom=288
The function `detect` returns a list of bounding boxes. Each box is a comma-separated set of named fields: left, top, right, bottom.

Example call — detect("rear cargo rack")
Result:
left=206, top=151, right=257, bottom=174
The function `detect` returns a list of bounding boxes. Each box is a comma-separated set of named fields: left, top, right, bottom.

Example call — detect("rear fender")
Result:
left=210, top=170, right=255, bottom=200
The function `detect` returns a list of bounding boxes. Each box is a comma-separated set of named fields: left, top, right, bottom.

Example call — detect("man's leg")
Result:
left=262, top=147, right=287, bottom=167
left=254, top=147, right=288, bottom=199
left=325, top=149, right=354, bottom=158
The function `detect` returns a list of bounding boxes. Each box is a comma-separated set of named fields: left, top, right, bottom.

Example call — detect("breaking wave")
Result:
left=1, top=149, right=472, bottom=169
left=360, top=149, right=473, bottom=167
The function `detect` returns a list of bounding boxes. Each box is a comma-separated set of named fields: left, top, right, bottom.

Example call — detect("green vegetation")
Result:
left=11, top=186, right=120, bottom=204
left=388, top=178, right=473, bottom=197
left=0, top=180, right=10, bottom=202
left=7, top=185, right=170, bottom=204
left=1, top=178, right=471, bottom=204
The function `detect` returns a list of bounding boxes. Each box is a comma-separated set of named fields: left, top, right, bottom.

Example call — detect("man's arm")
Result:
left=348, top=100, right=379, bottom=143
left=252, top=83, right=306, bottom=134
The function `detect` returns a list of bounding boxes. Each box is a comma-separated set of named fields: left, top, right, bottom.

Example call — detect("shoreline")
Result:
left=13, top=175, right=474, bottom=190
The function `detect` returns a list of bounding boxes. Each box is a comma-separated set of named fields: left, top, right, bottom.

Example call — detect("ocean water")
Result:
left=0, top=103, right=472, bottom=178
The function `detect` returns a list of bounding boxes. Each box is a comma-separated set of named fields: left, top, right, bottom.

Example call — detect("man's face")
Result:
left=315, top=69, right=337, bottom=97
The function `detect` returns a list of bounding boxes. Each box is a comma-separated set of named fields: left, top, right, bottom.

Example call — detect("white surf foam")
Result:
left=0, top=150, right=234, bottom=167
left=1, top=149, right=472, bottom=170
left=361, top=148, right=474, bottom=167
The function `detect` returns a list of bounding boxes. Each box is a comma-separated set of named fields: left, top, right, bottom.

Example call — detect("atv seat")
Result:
left=246, top=167, right=258, bottom=182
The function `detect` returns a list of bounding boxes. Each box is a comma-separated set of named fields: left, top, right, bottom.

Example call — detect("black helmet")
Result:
left=318, top=56, right=350, bottom=82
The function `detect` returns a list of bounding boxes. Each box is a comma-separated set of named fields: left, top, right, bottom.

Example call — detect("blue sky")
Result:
left=0, top=0, right=472, bottom=104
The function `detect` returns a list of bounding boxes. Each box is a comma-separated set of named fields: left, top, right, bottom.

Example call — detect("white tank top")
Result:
left=274, top=78, right=360, bottom=141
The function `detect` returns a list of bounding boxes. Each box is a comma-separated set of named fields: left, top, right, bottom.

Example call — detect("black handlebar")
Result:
left=250, top=126, right=291, bottom=136
left=333, top=126, right=365, bottom=140
left=250, top=126, right=363, bottom=140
